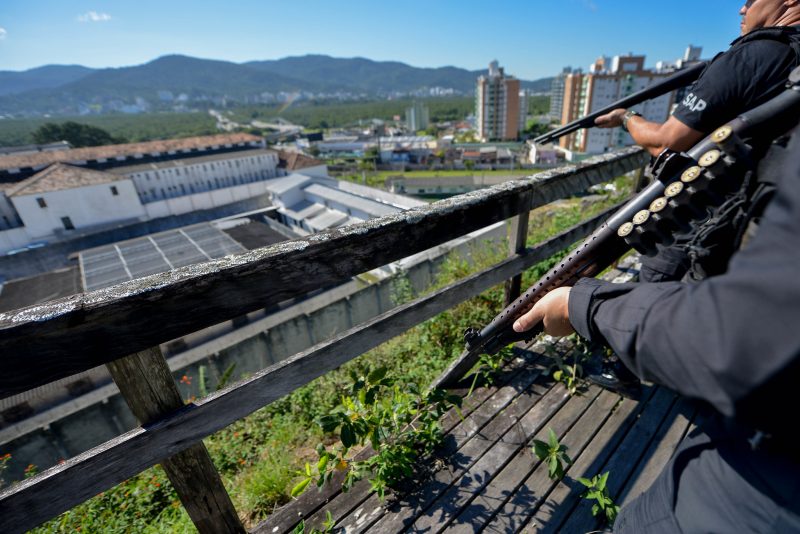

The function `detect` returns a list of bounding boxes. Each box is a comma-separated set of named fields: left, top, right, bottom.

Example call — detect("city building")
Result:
left=526, top=141, right=560, bottom=166
left=549, top=67, right=575, bottom=124
left=475, top=61, right=522, bottom=142
left=378, top=135, right=436, bottom=165
left=519, top=89, right=529, bottom=132
left=405, top=101, right=430, bottom=132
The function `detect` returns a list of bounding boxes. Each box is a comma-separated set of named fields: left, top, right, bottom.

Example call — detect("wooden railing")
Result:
left=0, top=147, right=648, bottom=533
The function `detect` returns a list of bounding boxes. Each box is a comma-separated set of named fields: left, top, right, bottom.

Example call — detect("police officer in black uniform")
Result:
left=512, top=117, right=800, bottom=532
left=507, top=5, right=800, bottom=530
left=585, top=0, right=800, bottom=393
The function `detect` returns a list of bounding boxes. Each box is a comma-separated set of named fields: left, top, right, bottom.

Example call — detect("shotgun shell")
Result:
left=699, top=149, right=721, bottom=168
left=649, top=197, right=668, bottom=213
left=632, top=210, right=650, bottom=225
left=617, top=222, right=634, bottom=237
left=712, top=125, right=733, bottom=144
left=665, top=181, right=684, bottom=198
left=681, top=166, right=702, bottom=183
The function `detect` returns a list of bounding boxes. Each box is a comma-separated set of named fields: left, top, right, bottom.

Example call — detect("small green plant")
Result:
left=23, top=463, right=38, bottom=479
left=466, top=344, right=515, bottom=396
left=198, top=363, right=238, bottom=397
left=578, top=471, right=620, bottom=524
left=292, top=510, right=335, bottom=534
left=544, top=338, right=586, bottom=396
left=291, top=366, right=461, bottom=500
left=389, top=274, right=415, bottom=306
left=216, top=363, right=237, bottom=390
left=0, top=453, right=11, bottom=489
left=531, top=428, right=572, bottom=481
left=198, top=366, right=209, bottom=397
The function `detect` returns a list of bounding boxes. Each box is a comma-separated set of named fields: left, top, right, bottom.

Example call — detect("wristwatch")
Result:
left=622, top=110, right=642, bottom=132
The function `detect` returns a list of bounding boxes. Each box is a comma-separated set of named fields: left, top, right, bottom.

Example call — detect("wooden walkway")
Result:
left=254, top=345, right=698, bottom=534
left=253, top=260, right=701, bottom=534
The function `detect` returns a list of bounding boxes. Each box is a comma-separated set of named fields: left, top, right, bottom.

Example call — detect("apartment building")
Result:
left=549, top=67, right=574, bottom=124
left=475, top=61, right=522, bottom=142
left=405, top=101, right=430, bottom=132
left=518, top=89, right=529, bottom=132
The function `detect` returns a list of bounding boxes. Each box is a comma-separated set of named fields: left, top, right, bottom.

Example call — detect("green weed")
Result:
left=531, top=428, right=572, bottom=481
left=292, top=366, right=461, bottom=501
left=578, top=471, right=620, bottom=524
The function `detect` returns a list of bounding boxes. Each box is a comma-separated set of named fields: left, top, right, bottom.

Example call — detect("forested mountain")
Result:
left=0, top=65, right=94, bottom=96
left=0, top=54, right=553, bottom=117
left=246, top=55, right=482, bottom=93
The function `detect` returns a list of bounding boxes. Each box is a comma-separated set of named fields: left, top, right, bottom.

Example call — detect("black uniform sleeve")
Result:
left=673, top=40, right=796, bottom=133
left=568, top=150, right=800, bottom=435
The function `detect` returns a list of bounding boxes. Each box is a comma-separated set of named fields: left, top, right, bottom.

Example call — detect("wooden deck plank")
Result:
left=518, top=385, right=659, bottom=533
left=334, top=375, right=560, bottom=532
left=254, top=351, right=693, bottom=534
left=418, top=386, right=602, bottom=533
left=251, top=349, right=543, bottom=534
left=463, top=388, right=618, bottom=534
left=547, top=387, right=678, bottom=534
left=363, top=381, right=570, bottom=533
left=335, top=365, right=557, bottom=534
left=270, top=350, right=548, bottom=534
left=281, top=344, right=553, bottom=534
left=250, top=356, right=536, bottom=534
left=618, top=396, right=696, bottom=507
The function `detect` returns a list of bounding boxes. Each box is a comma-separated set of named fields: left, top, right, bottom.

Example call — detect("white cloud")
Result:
left=0, top=27, right=7, bottom=39
left=77, top=11, right=112, bottom=23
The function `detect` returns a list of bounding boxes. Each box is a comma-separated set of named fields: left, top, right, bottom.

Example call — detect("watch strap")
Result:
left=622, top=110, right=642, bottom=132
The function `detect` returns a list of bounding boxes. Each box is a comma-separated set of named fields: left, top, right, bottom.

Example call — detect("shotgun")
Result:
left=433, top=66, right=800, bottom=389
left=534, top=61, right=707, bottom=146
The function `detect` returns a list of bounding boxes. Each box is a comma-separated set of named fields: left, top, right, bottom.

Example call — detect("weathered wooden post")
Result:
left=504, top=190, right=533, bottom=306
left=106, top=347, right=244, bottom=534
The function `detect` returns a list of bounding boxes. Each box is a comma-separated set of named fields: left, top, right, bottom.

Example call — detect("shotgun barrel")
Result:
left=533, top=61, right=707, bottom=145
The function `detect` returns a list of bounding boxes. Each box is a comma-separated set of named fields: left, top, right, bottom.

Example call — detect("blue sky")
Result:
left=0, top=1, right=743, bottom=79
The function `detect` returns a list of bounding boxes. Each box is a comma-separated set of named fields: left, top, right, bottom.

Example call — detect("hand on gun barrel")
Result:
left=512, top=286, right=574, bottom=337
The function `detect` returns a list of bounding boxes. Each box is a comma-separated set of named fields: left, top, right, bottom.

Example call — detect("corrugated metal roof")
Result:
left=265, top=173, right=313, bottom=195
left=306, top=209, right=349, bottom=231
left=303, top=183, right=399, bottom=217
left=283, top=200, right=326, bottom=220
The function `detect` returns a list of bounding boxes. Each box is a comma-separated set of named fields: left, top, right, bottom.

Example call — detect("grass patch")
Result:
left=336, top=168, right=547, bottom=189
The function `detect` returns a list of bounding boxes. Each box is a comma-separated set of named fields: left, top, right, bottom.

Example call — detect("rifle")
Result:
left=533, top=61, right=707, bottom=146
left=433, top=66, right=800, bottom=389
